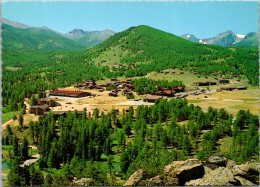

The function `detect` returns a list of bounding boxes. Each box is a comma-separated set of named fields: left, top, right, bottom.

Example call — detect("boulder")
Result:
left=164, top=159, right=204, bottom=185
left=203, top=166, right=213, bottom=175
left=234, top=176, right=256, bottom=186
left=72, top=178, right=93, bottom=186
left=246, top=161, right=259, bottom=175
left=144, top=175, right=164, bottom=186
left=185, top=167, right=240, bottom=186
left=232, top=164, right=248, bottom=176
left=123, top=169, right=146, bottom=186
left=206, top=156, right=227, bottom=168
left=226, top=159, right=236, bottom=169
left=232, top=161, right=259, bottom=184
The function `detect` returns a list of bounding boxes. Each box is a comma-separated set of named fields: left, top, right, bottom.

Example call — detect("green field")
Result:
left=2, top=111, right=19, bottom=124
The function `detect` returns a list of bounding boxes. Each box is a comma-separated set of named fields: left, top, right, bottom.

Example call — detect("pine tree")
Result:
left=18, top=114, right=24, bottom=127
left=123, top=121, right=132, bottom=138
left=29, top=165, right=44, bottom=186
left=120, top=151, right=130, bottom=173
left=21, top=136, right=29, bottom=160
left=29, top=121, right=35, bottom=142
left=7, top=157, right=25, bottom=186
left=44, top=174, right=53, bottom=186
left=107, top=155, right=115, bottom=175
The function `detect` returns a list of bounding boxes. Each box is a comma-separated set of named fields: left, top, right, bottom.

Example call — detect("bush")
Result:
left=13, top=115, right=17, bottom=121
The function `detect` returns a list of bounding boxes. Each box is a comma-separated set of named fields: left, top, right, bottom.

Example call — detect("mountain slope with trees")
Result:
left=88, top=25, right=258, bottom=84
left=1, top=23, right=86, bottom=51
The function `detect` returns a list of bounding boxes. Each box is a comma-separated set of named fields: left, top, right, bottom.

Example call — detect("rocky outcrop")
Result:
left=164, top=159, right=204, bottom=185
left=138, top=175, right=164, bottom=186
left=234, top=176, right=255, bottom=186
left=207, top=156, right=227, bottom=166
left=232, top=161, right=259, bottom=184
left=205, top=155, right=227, bottom=170
left=123, top=169, right=146, bottom=186
left=124, top=157, right=259, bottom=186
left=72, top=178, right=93, bottom=186
left=185, top=167, right=240, bottom=186
left=226, top=159, right=236, bottom=169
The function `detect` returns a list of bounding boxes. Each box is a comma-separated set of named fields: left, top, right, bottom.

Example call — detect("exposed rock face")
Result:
left=164, top=159, right=204, bottom=185
left=123, top=169, right=146, bottom=186
left=72, top=178, right=93, bottom=186
left=124, top=158, right=259, bottom=186
left=185, top=167, right=240, bottom=186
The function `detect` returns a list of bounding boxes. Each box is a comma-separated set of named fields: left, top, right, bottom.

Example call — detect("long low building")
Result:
left=44, top=111, right=84, bottom=119
left=49, top=90, right=91, bottom=97
left=144, top=95, right=163, bottom=102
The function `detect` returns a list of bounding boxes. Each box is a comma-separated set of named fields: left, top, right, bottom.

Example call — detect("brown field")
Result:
left=2, top=113, right=39, bottom=130
left=186, top=88, right=258, bottom=115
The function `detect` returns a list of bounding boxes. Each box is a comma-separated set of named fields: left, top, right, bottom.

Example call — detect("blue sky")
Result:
left=2, top=1, right=259, bottom=38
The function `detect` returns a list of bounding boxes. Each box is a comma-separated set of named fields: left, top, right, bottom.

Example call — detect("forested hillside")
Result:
left=4, top=99, right=259, bottom=186
left=1, top=23, right=85, bottom=51
left=2, top=25, right=259, bottom=112
left=87, top=26, right=258, bottom=84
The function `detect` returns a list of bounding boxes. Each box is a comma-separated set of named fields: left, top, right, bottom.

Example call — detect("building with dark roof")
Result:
left=30, top=104, right=49, bottom=115
left=38, top=98, right=56, bottom=107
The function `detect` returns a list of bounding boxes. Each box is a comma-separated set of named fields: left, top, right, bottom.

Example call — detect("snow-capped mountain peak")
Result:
left=235, top=33, right=246, bottom=39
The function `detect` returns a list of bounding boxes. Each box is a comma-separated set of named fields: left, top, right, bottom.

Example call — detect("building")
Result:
left=111, top=78, right=118, bottom=81
left=30, top=104, right=49, bottom=115
left=219, top=79, right=230, bottom=84
left=162, top=90, right=175, bottom=97
left=109, top=92, right=118, bottom=97
left=49, top=90, right=91, bottom=97
left=236, top=86, right=247, bottom=90
left=193, top=82, right=216, bottom=86
left=38, top=98, right=56, bottom=107
left=221, top=87, right=233, bottom=91
left=144, top=95, right=163, bottom=102
left=44, top=111, right=84, bottom=119
left=125, top=84, right=135, bottom=90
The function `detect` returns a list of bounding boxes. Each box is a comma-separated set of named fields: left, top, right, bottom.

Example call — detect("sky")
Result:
left=1, top=1, right=259, bottom=38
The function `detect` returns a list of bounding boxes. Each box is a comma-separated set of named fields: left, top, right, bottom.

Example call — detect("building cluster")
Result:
left=193, top=79, right=230, bottom=86
left=30, top=98, right=57, bottom=115
left=152, top=87, right=183, bottom=97
left=221, top=86, right=247, bottom=91
left=74, top=79, right=134, bottom=97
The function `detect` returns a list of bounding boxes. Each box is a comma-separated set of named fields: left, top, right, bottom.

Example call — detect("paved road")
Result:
left=20, top=154, right=40, bottom=168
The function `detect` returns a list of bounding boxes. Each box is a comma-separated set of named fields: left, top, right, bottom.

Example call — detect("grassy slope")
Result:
left=2, top=111, right=19, bottom=124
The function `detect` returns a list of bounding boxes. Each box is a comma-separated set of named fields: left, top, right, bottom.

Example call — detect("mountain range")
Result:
left=1, top=18, right=258, bottom=52
left=1, top=18, right=115, bottom=51
left=181, top=30, right=258, bottom=47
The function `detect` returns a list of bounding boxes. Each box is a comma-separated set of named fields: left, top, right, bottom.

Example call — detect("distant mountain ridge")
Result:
left=66, top=29, right=116, bottom=49
left=181, top=30, right=258, bottom=47
left=1, top=18, right=116, bottom=51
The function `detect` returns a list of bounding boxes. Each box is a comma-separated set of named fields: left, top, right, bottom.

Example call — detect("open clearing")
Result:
left=49, top=87, right=152, bottom=115
left=186, top=88, right=259, bottom=115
